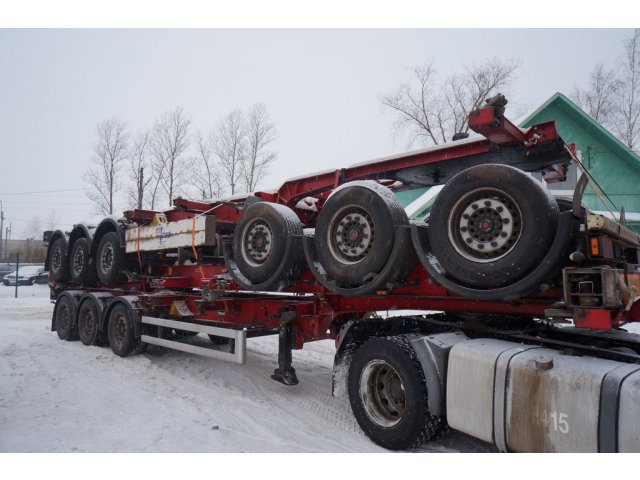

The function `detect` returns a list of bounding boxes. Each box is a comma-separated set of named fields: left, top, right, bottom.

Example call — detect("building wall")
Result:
left=522, top=102, right=640, bottom=215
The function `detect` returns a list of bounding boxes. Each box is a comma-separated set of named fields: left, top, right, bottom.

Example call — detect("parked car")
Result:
left=0, top=263, right=14, bottom=280
left=2, top=265, right=48, bottom=286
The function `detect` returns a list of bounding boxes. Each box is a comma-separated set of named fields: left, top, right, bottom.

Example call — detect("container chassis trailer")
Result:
left=45, top=96, right=640, bottom=452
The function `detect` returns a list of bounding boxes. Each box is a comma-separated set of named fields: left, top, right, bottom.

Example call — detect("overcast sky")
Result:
left=0, top=28, right=633, bottom=237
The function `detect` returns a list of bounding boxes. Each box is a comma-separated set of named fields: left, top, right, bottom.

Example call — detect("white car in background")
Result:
left=2, top=266, right=48, bottom=286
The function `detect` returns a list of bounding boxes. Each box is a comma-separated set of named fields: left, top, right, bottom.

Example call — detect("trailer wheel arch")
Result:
left=102, top=296, right=142, bottom=340
left=68, top=224, right=94, bottom=252
left=89, top=218, right=126, bottom=257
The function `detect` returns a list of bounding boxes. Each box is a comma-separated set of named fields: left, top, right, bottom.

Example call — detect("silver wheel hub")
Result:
left=52, top=248, right=62, bottom=272
left=73, top=248, right=84, bottom=274
left=330, top=208, right=374, bottom=264
left=101, top=244, right=114, bottom=272
left=242, top=219, right=273, bottom=266
left=359, top=360, right=406, bottom=428
left=449, top=189, right=522, bottom=263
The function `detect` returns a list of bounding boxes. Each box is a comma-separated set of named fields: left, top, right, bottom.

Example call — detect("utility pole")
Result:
left=5, top=222, right=11, bottom=262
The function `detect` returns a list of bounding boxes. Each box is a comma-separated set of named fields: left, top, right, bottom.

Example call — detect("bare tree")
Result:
left=191, top=130, right=224, bottom=199
left=571, top=30, right=640, bottom=152
left=381, top=59, right=520, bottom=147
left=150, top=108, right=192, bottom=207
left=45, top=211, right=60, bottom=231
left=572, top=63, right=621, bottom=125
left=23, top=215, right=42, bottom=240
left=213, top=109, right=246, bottom=195
left=127, top=130, right=153, bottom=209
left=83, top=118, right=128, bottom=215
left=242, top=103, right=278, bottom=192
left=613, top=29, right=640, bottom=152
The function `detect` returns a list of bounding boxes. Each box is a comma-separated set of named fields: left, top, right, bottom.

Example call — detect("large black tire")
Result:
left=55, top=295, right=77, bottom=341
left=427, top=164, right=559, bottom=288
left=232, top=202, right=304, bottom=284
left=107, top=303, right=145, bottom=357
left=348, top=336, right=444, bottom=450
left=77, top=300, right=106, bottom=346
left=69, top=238, right=97, bottom=286
left=96, top=232, right=126, bottom=285
left=48, top=237, right=69, bottom=283
left=314, top=181, right=408, bottom=287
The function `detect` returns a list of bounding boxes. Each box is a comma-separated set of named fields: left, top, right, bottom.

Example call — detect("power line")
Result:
left=0, top=188, right=85, bottom=195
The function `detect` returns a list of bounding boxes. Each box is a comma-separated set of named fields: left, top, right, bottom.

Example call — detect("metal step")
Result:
left=140, top=316, right=246, bottom=364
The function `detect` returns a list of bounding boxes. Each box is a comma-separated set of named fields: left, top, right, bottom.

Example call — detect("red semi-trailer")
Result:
left=45, top=96, right=640, bottom=452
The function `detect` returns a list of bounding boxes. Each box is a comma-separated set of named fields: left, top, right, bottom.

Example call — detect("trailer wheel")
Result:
left=96, top=232, right=126, bottom=285
left=348, top=336, right=444, bottom=450
left=428, top=164, right=559, bottom=288
left=55, top=295, right=77, bottom=341
left=108, top=303, right=144, bottom=357
left=69, top=238, right=97, bottom=286
left=77, top=300, right=105, bottom=346
left=49, top=237, right=70, bottom=283
left=315, top=181, right=408, bottom=287
left=232, top=202, right=304, bottom=284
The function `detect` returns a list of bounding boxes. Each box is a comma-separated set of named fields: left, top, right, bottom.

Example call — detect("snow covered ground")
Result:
left=0, top=283, right=491, bottom=453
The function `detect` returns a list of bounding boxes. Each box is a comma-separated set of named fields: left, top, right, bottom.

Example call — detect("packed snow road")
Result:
left=0, top=284, right=491, bottom=453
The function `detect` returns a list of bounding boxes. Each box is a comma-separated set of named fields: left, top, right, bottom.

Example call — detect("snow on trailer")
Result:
left=44, top=95, right=640, bottom=452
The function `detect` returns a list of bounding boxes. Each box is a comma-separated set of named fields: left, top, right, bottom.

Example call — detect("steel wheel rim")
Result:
left=58, top=304, right=70, bottom=333
left=52, top=247, right=62, bottom=273
left=72, top=247, right=84, bottom=275
left=241, top=218, right=273, bottom=266
left=100, top=243, right=114, bottom=273
left=328, top=206, right=375, bottom=265
left=79, top=308, right=96, bottom=340
left=112, top=312, right=127, bottom=347
left=359, top=359, right=406, bottom=427
left=448, top=187, right=522, bottom=263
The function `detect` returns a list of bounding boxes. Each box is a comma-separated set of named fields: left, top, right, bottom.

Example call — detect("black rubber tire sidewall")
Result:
left=315, top=183, right=407, bottom=287
left=108, top=304, right=138, bottom=357
left=55, top=295, right=77, bottom=341
left=69, top=238, right=97, bottom=286
left=427, top=164, right=559, bottom=288
left=233, top=202, right=301, bottom=284
left=96, top=232, right=125, bottom=285
left=49, top=237, right=69, bottom=283
left=348, top=337, right=439, bottom=450
left=77, top=300, right=103, bottom=346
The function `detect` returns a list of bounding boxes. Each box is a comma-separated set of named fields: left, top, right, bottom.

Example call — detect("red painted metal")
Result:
left=574, top=309, right=613, bottom=330
left=54, top=104, right=637, bottom=351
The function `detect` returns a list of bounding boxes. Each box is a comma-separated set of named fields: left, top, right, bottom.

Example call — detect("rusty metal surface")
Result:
left=504, top=348, right=622, bottom=452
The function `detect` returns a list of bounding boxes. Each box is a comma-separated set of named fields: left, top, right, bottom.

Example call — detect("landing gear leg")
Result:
left=271, top=310, right=299, bottom=386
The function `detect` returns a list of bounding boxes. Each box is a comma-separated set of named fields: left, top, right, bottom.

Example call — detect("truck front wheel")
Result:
left=348, top=336, right=444, bottom=450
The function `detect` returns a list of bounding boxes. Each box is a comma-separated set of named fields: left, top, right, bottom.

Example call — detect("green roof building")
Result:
left=520, top=92, right=640, bottom=232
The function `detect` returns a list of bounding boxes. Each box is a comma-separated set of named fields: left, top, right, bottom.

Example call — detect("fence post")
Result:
left=14, top=252, right=19, bottom=299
